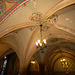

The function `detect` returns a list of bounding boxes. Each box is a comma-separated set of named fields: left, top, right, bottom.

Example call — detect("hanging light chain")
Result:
left=40, top=24, right=42, bottom=42
left=35, top=24, right=47, bottom=53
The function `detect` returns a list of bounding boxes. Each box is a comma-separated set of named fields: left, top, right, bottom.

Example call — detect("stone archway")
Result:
left=27, top=57, right=40, bottom=75
left=0, top=38, right=20, bottom=75
left=53, top=57, right=75, bottom=75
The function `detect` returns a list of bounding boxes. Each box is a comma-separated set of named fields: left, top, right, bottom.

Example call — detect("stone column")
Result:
left=39, top=64, right=45, bottom=75
left=19, top=58, right=29, bottom=75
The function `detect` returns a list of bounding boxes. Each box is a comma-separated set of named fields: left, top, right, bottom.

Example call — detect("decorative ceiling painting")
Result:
left=45, top=14, right=58, bottom=24
left=29, top=12, right=43, bottom=22
left=29, top=12, right=49, bottom=31
left=0, top=0, right=6, bottom=16
left=5, top=0, right=19, bottom=3
left=0, top=0, right=29, bottom=23
left=26, top=25, right=49, bottom=31
left=28, top=26, right=37, bottom=31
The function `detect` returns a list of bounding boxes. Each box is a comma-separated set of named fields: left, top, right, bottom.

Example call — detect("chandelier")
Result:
left=61, top=59, right=68, bottom=68
left=35, top=25, right=47, bottom=53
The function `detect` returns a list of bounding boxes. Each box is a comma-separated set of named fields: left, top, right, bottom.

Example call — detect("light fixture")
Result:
left=35, top=25, right=47, bottom=53
left=60, top=59, right=68, bottom=68
left=31, top=61, right=35, bottom=64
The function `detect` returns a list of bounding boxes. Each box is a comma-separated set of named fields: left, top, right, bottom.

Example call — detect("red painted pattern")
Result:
left=0, top=0, right=29, bottom=23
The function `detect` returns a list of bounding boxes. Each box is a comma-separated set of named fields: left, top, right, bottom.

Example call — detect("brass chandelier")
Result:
left=61, top=59, right=68, bottom=68
left=35, top=25, right=47, bottom=53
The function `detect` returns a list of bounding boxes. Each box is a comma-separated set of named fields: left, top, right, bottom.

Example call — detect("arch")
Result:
left=27, top=57, right=40, bottom=75
left=26, top=34, right=75, bottom=61
left=0, top=48, right=14, bottom=60
left=53, top=57, right=75, bottom=73
left=44, top=45, right=75, bottom=61
left=0, top=22, right=39, bottom=38
left=0, top=40, right=20, bottom=61
left=0, top=1, right=75, bottom=38
left=43, top=34, right=75, bottom=58
left=41, top=0, right=75, bottom=23
left=44, top=51, right=75, bottom=72
left=43, top=43, right=75, bottom=65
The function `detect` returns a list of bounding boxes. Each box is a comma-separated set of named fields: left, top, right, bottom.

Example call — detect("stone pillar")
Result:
left=39, top=64, right=45, bottom=75
left=19, top=59, right=29, bottom=75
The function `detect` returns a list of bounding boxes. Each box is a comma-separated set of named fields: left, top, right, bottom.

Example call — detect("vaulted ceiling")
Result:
left=0, top=0, right=75, bottom=63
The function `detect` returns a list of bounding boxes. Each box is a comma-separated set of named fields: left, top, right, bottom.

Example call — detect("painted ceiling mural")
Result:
left=29, top=13, right=58, bottom=31
left=0, top=0, right=75, bottom=62
left=27, top=25, right=50, bottom=31
left=45, top=14, right=58, bottom=24
left=0, top=0, right=6, bottom=16
left=0, top=0, right=29, bottom=22
left=30, top=12, right=42, bottom=22
left=0, top=0, right=64, bottom=24
left=0, top=0, right=75, bottom=36
left=5, top=0, right=19, bottom=3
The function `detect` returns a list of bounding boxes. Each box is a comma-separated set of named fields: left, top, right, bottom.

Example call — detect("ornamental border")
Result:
left=0, top=0, right=29, bottom=23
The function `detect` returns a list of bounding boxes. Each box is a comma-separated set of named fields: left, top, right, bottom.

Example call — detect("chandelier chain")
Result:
left=40, top=24, right=42, bottom=42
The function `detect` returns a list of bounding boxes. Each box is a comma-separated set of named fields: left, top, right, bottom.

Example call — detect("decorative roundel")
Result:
left=5, top=0, right=19, bottom=3
left=28, top=26, right=36, bottom=31
left=46, top=15, right=58, bottom=24
left=0, top=0, right=6, bottom=16
left=30, top=12, right=42, bottom=22
left=42, top=26, right=49, bottom=31
left=46, top=18, right=53, bottom=23
left=52, top=16, right=58, bottom=23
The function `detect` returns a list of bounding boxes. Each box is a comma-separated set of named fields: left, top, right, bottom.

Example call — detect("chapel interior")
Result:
left=0, top=0, right=75, bottom=75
